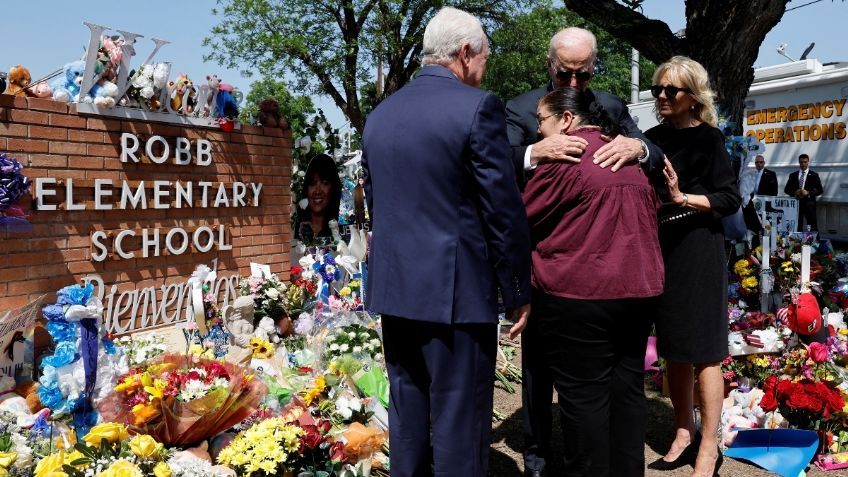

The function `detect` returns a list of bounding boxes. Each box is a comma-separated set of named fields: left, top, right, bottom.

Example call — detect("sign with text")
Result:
left=753, top=195, right=800, bottom=235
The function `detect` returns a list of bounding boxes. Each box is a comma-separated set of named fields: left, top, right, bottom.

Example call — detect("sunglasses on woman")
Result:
left=650, top=84, right=693, bottom=99
left=555, top=69, right=593, bottom=82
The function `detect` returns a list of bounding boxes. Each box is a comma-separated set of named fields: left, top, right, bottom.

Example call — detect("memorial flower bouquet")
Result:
left=239, top=274, right=291, bottom=322
left=215, top=416, right=303, bottom=476
left=759, top=374, right=845, bottom=431
left=0, top=408, right=52, bottom=476
left=323, top=323, right=383, bottom=363
left=46, top=424, right=172, bottom=477
left=100, top=353, right=266, bottom=446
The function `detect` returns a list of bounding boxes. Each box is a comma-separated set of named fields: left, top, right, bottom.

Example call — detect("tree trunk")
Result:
left=564, top=0, right=790, bottom=132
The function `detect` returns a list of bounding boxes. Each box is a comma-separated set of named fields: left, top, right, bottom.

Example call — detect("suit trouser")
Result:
left=382, top=315, right=497, bottom=477
left=530, top=291, right=653, bottom=477
left=798, top=199, right=818, bottom=231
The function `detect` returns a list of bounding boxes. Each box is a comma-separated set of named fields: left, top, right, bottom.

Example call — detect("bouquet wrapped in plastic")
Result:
left=98, top=353, right=266, bottom=446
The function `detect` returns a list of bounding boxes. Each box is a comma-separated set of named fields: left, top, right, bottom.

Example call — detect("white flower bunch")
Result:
left=335, top=395, right=364, bottom=420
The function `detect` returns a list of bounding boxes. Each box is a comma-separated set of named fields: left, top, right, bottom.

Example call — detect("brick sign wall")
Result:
left=0, top=95, right=292, bottom=334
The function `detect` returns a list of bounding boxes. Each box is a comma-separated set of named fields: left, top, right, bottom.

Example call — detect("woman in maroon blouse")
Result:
left=522, top=87, right=663, bottom=477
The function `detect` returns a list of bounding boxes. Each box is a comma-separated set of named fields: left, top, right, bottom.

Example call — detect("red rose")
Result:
left=291, top=266, right=303, bottom=276
left=329, top=441, right=347, bottom=463
left=809, top=342, right=829, bottom=363
left=760, top=376, right=780, bottom=412
left=317, top=419, right=332, bottom=434
left=302, top=425, right=324, bottom=448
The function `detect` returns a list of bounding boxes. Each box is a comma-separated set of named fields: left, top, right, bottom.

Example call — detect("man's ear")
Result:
left=459, top=43, right=471, bottom=65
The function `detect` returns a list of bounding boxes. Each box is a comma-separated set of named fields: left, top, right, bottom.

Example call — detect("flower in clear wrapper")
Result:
left=83, top=422, right=129, bottom=446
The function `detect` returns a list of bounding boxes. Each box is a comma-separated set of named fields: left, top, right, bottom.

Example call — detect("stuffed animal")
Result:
left=169, top=73, right=197, bottom=114
left=254, top=316, right=280, bottom=344
left=85, top=62, right=120, bottom=108
left=51, top=61, right=85, bottom=102
left=28, top=81, right=52, bottom=98
left=3, top=65, right=31, bottom=97
left=0, top=72, right=6, bottom=95
left=216, top=82, right=239, bottom=119
left=258, top=97, right=286, bottom=128
left=202, top=74, right=221, bottom=117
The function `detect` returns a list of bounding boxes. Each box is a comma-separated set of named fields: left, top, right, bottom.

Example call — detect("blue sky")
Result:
left=0, top=0, right=842, bottom=130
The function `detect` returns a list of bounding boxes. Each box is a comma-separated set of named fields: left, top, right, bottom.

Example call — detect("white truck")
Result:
left=629, top=59, right=848, bottom=240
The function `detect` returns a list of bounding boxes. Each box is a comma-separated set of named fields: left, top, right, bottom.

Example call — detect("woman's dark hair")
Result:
left=538, top=87, right=623, bottom=137
left=302, top=153, right=342, bottom=225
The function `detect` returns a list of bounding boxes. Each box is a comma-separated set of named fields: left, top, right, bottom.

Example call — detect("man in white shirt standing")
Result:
left=784, top=153, right=823, bottom=231
left=754, top=155, right=778, bottom=196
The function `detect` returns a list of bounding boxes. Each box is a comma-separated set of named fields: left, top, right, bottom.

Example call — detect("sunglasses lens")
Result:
left=556, top=70, right=571, bottom=81
left=666, top=86, right=680, bottom=97
left=576, top=71, right=592, bottom=81
left=556, top=70, right=591, bottom=82
left=650, top=85, right=662, bottom=98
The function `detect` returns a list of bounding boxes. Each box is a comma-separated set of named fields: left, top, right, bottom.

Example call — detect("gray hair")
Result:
left=422, top=7, right=486, bottom=65
left=548, top=27, right=597, bottom=65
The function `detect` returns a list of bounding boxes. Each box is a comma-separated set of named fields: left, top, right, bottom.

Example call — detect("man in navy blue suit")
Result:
left=362, top=7, right=532, bottom=477
left=506, top=27, right=664, bottom=477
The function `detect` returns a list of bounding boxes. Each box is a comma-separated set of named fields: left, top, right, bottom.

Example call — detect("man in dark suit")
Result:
left=785, top=153, right=823, bottom=231
left=506, top=27, right=664, bottom=477
left=362, top=7, right=532, bottom=476
left=754, top=155, right=779, bottom=196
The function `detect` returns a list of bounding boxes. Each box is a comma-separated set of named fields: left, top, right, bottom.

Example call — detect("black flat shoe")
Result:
left=647, top=432, right=701, bottom=471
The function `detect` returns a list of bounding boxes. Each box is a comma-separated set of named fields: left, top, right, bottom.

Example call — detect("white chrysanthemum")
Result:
left=339, top=344, right=349, bottom=352
left=353, top=346, right=362, bottom=353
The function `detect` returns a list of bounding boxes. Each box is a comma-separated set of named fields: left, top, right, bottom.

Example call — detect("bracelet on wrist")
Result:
left=681, top=193, right=689, bottom=208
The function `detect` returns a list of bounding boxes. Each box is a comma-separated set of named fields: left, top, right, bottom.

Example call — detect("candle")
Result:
left=801, top=245, right=811, bottom=291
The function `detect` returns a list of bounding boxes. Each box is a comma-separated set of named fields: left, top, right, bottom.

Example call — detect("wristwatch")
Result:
left=637, top=139, right=649, bottom=163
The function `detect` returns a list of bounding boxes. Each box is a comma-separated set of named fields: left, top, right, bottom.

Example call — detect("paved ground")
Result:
left=488, top=351, right=827, bottom=477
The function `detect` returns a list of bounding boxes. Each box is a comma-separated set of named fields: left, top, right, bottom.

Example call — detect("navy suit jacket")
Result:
left=756, top=168, right=779, bottom=196
left=784, top=169, right=823, bottom=202
left=362, top=65, right=532, bottom=324
left=505, top=84, right=663, bottom=186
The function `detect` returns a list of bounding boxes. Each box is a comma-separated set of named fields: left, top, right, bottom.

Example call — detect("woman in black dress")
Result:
left=645, top=56, right=741, bottom=477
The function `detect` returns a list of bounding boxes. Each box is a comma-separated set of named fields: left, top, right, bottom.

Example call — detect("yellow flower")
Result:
left=0, top=452, right=15, bottom=470
left=83, top=423, right=129, bottom=446
left=144, top=378, right=168, bottom=400
left=188, top=344, right=213, bottom=359
left=742, top=276, right=759, bottom=290
left=153, top=462, right=172, bottom=477
left=114, top=375, right=141, bottom=394
left=129, top=434, right=162, bottom=458
left=34, top=451, right=65, bottom=477
left=131, top=403, right=161, bottom=426
left=66, top=449, right=89, bottom=468
left=734, top=259, right=751, bottom=277
left=339, top=287, right=352, bottom=297
left=250, top=338, right=275, bottom=359
left=54, top=429, right=77, bottom=451
left=96, top=459, right=143, bottom=477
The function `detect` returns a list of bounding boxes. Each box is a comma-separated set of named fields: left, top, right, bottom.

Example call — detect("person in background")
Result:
left=645, top=56, right=741, bottom=477
left=523, top=86, right=663, bottom=477
left=754, top=155, right=778, bottom=196
left=297, top=153, right=342, bottom=242
left=361, top=7, right=531, bottom=476
left=505, top=27, right=664, bottom=477
left=784, top=153, right=823, bottom=231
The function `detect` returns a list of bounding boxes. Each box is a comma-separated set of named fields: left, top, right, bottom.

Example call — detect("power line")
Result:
left=786, top=0, right=826, bottom=12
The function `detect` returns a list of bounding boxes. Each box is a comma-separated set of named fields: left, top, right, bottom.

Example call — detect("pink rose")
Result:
left=809, top=342, right=829, bottom=363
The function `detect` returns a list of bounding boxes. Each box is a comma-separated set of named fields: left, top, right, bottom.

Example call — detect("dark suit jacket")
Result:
left=362, top=65, right=532, bottom=324
left=505, top=84, right=663, bottom=185
left=756, top=168, right=779, bottom=196
left=784, top=169, right=823, bottom=202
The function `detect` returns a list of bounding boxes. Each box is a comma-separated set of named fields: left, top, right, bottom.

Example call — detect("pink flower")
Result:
left=186, top=321, right=198, bottom=331
left=809, top=342, right=829, bottom=363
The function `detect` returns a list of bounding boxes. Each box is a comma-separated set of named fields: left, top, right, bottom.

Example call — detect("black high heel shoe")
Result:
left=694, top=448, right=723, bottom=477
left=647, top=432, right=701, bottom=471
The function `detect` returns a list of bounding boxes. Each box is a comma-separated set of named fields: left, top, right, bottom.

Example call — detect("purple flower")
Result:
left=0, top=153, right=30, bottom=212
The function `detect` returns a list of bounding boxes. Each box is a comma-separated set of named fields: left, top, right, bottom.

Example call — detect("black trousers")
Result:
left=382, top=315, right=497, bottom=477
left=525, top=291, right=654, bottom=477
left=798, top=199, right=818, bottom=231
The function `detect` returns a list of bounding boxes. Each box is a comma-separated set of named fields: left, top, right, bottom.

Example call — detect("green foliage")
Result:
left=483, top=4, right=656, bottom=102
left=205, top=0, right=534, bottom=132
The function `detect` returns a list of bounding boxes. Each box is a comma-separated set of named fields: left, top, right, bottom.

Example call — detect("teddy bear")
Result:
left=84, top=62, right=120, bottom=109
left=28, top=81, right=52, bottom=98
left=169, top=73, right=197, bottom=114
left=258, top=97, right=287, bottom=128
left=3, top=65, right=32, bottom=97
left=51, top=61, right=85, bottom=103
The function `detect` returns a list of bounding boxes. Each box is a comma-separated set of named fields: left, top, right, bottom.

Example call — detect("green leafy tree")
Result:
left=563, top=0, right=800, bottom=130
left=204, top=0, right=535, bottom=134
left=483, top=3, right=655, bottom=102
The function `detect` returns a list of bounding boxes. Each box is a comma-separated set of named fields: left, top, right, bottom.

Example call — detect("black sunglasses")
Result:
left=650, top=84, right=693, bottom=99
left=555, top=69, right=592, bottom=82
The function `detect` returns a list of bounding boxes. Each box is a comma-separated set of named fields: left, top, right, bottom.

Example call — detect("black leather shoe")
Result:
left=523, top=469, right=545, bottom=477
left=647, top=432, right=701, bottom=471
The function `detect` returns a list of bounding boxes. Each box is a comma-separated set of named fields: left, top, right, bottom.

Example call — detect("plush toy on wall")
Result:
left=169, top=73, right=197, bottom=114
left=3, top=65, right=32, bottom=97
left=51, top=61, right=85, bottom=103
left=84, top=61, right=120, bottom=108
left=28, top=81, right=52, bottom=98
left=258, top=97, right=286, bottom=129
left=202, top=74, right=221, bottom=117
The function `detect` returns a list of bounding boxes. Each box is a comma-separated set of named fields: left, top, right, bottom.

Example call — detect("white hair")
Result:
left=422, top=7, right=486, bottom=65
left=549, top=27, right=597, bottom=65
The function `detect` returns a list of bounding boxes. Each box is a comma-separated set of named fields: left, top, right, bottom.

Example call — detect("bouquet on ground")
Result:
left=99, top=354, right=266, bottom=446
left=321, top=321, right=383, bottom=364
left=36, top=423, right=172, bottom=477
left=759, top=374, right=845, bottom=432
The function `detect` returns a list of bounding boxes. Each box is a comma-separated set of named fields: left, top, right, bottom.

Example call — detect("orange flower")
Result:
left=131, top=403, right=161, bottom=426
